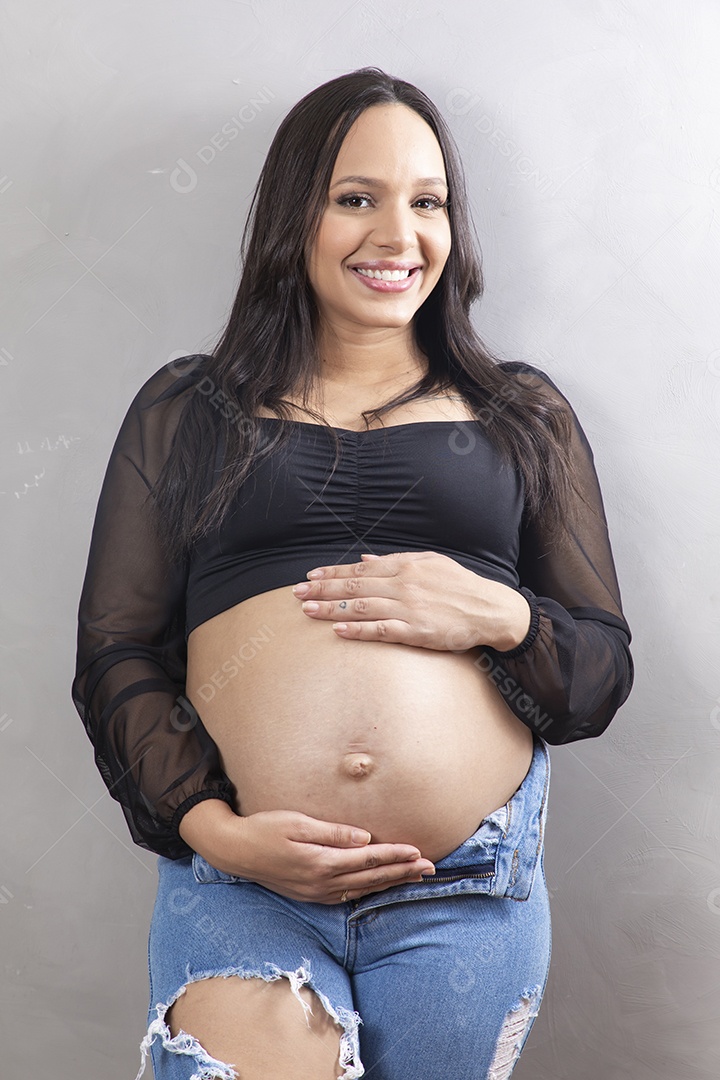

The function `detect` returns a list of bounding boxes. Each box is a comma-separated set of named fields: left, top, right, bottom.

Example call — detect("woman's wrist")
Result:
left=491, top=588, right=541, bottom=657
left=490, top=588, right=533, bottom=653
left=467, top=579, right=533, bottom=653
left=177, top=796, right=238, bottom=856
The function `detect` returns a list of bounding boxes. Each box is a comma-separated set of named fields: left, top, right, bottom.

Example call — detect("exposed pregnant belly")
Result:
left=186, top=585, right=534, bottom=864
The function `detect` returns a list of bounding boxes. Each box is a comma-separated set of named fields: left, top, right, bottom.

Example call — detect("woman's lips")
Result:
left=348, top=266, right=422, bottom=293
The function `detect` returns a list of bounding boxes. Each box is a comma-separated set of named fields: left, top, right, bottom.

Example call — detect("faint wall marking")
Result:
left=169, top=87, right=276, bottom=194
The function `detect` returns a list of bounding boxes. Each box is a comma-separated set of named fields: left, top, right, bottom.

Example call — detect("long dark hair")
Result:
left=152, top=67, right=582, bottom=564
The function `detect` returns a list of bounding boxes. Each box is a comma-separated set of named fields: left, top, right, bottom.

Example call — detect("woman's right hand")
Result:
left=182, top=802, right=436, bottom=904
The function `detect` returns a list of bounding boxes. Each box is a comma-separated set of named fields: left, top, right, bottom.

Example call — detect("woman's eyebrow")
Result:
left=330, top=174, right=448, bottom=190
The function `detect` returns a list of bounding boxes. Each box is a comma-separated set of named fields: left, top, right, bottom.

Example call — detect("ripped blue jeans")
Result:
left=135, top=734, right=551, bottom=1080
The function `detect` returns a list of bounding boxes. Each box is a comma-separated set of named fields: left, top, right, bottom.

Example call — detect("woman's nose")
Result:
left=370, top=202, right=416, bottom=251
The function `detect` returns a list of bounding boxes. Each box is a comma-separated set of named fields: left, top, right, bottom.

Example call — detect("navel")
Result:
left=340, top=752, right=375, bottom=779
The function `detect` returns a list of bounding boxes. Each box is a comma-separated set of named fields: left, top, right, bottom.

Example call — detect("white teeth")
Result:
left=354, top=267, right=413, bottom=281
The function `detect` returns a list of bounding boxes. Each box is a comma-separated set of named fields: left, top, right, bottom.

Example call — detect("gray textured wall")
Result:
left=2, top=1, right=719, bottom=1076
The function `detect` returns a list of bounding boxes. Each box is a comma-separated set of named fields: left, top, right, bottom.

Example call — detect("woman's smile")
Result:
left=349, top=261, right=423, bottom=292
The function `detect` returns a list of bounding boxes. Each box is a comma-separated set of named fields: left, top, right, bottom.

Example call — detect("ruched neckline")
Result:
left=257, top=416, right=474, bottom=436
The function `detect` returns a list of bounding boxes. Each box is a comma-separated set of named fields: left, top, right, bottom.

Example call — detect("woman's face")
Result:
left=306, top=103, right=452, bottom=340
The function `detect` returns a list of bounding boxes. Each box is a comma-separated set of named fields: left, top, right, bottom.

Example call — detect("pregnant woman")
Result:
left=72, top=68, right=633, bottom=1080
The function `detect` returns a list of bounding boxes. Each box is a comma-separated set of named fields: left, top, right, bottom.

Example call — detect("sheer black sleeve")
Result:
left=480, top=362, right=634, bottom=745
left=71, top=358, right=235, bottom=859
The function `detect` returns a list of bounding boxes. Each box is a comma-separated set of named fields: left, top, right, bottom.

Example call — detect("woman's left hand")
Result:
left=291, top=551, right=532, bottom=653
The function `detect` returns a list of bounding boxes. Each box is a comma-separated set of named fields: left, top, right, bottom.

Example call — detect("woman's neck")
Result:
left=316, top=325, right=427, bottom=389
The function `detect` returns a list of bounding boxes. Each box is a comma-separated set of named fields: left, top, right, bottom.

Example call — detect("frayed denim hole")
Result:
left=135, top=962, right=365, bottom=1080
left=488, top=985, right=544, bottom=1080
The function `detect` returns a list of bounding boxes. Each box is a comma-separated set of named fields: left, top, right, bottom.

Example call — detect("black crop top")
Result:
left=71, top=356, right=634, bottom=859
left=185, top=418, right=526, bottom=640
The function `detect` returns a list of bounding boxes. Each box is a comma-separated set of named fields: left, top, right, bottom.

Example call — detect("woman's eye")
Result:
left=337, top=194, right=373, bottom=209
left=414, top=196, right=447, bottom=211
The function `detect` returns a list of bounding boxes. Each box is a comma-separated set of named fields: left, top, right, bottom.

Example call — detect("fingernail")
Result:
left=421, top=868, right=436, bottom=876
left=352, top=830, right=371, bottom=844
